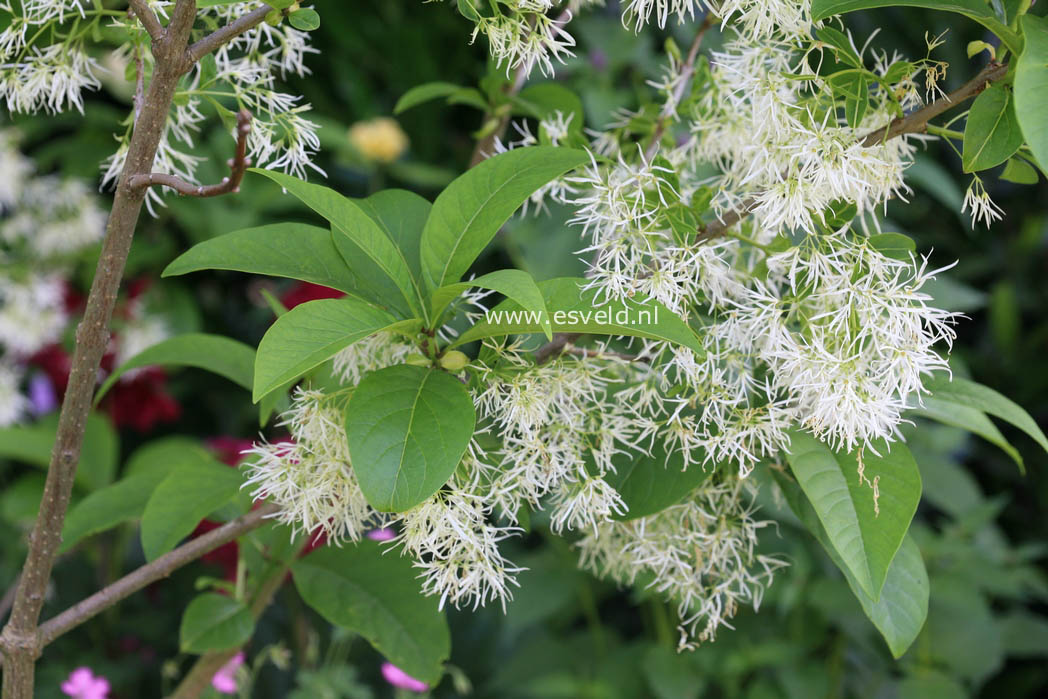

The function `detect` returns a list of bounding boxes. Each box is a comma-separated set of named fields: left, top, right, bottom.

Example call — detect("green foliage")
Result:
left=0, top=413, right=117, bottom=491
left=394, top=81, right=486, bottom=114
left=179, top=593, right=255, bottom=653
left=430, top=268, right=551, bottom=338
left=344, top=364, right=476, bottom=512
left=140, top=456, right=244, bottom=561
left=604, top=442, right=711, bottom=521
left=785, top=431, right=921, bottom=600
left=962, top=84, right=1023, bottom=173
left=291, top=542, right=451, bottom=684
left=252, top=297, right=404, bottom=402
left=1015, top=14, right=1048, bottom=173
left=419, top=146, right=589, bottom=290
left=95, top=333, right=256, bottom=401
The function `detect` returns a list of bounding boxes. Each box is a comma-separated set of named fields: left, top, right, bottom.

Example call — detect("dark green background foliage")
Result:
left=2, top=1, right=1047, bottom=697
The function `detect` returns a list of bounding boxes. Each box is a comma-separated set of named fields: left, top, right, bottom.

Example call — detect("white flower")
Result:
left=961, top=175, right=1004, bottom=228
left=0, top=360, right=27, bottom=427
left=0, top=272, right=67, bottom=357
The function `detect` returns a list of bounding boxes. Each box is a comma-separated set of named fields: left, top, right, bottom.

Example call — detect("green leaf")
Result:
left=180, top=593, right=255, bottom=653
left=163, top=223, right=360, bottom=295
left=0, top=413, right=117, bottom=491
left=784, top=431, right=921, bottom=600
left=345, top=365, right=475, bottom=512
left=516, top=83, right=585, bottom=139
left=604, top=442, right=711, bottom=520
left=962, top=84, right=1024, bottom=173
left=867, top=232, right=916, bottom=261
left=420, top=146, right=588, bottom=290
left=453, top=278, right=706, bottom=358
left=61, top=440, right=219, bottom=553
left=1000, top=157, right=1039, bottom=184
left=1016, top=15, right=1048, bottom=172
left=773, top=468, right=929, bottom=658
left=96, top=333, right=255, bottom=402
left=292, top=542, right=450, bottom=684
left=910, top=395, right=1024, bottom=471
left=828, top=70, right=869, bottom=128
left=924, top=374, right=1048, bottom=459
left=250, top=169, right=425, bottom=319
left=288, top=7, right=320, bottom=31
left=252, top=297, right=402, bottom=403
left=395, top=82, right=471, bottom=114
left=430, top=269, right=552, bottom=339
left=356, top=189, right=431, bottom=282
left=810, top=1, right=1021, bottom=54
left=815, top=27, right=863, bottom=68
left=140, top=458, right=244, bottom=561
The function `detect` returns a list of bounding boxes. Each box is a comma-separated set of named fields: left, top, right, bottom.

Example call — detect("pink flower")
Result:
left=381, top=662, right=428, bottom=693
left=367, top=528, right=396, bottom=542
left=60, top=667, right=110, bottom=699
left=211, top=652, right=245, bottom=694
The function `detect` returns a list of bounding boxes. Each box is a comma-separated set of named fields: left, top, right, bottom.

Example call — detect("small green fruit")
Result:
left=439, top=350, right=470, bottom=371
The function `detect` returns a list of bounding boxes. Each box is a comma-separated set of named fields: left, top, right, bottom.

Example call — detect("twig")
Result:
left=37, top=505, right=277, bottom=646
left=643, top=13, right=715, bottom=163
left=565, top=345, right=648, bottom=363
left=186, top=5, right=274, bottom=63
left=468, top=8, right=573, bottom=167
left=128, top=0, right=164, bottom=44
left=129, top=110, right=253, bottom=197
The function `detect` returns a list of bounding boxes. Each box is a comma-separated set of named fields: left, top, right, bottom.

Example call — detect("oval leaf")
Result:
left=180, top=593, right=255, bottom=653
left=253, top=298, right=401, bottom=403
left=604, top=442, right=711, bottom=521
left=1016, top=15, right=1048, bottom=174
left=784, top=431, right=921, bottom=601
left=431, top=269, right=551, bottom=339
left=292, top=542, right=451, bottom=684
left=345, top=365, right=476, bottom=512
left=96, top=333, right=255, bottom=402
left=420, top=146, right=588, bottom=290
left=162, top=223, right=360, bottom=295
left=962, top=83, right=1023, bottom=173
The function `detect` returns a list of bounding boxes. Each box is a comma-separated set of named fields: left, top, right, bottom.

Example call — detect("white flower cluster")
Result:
left=1, top=2, right=323, bottom=216
left=577, top=476, right=786, bottom=648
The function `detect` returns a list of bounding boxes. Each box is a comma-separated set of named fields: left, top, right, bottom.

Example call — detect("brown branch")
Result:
left=565, top=345, right=648, bottom=363
left=128, top=0, right=164, bottom=44
left=37, top=505, right=277, bottom=647
left=186, top=5, right=273, bottom=64
left=129, top=110, right=253, bottom=197
left=643, top=13, right=715, bottom=163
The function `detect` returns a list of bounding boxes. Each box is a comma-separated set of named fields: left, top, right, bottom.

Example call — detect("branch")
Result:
left=37, top=505, right=277, bottom=646
left=129, top=110, right=253, bottom=197
left=643, top=13, right=715, bottom=163
left=186, top=5, right=273, bottom=63
left=128, top=0, right=164, bottom=44
left=697, top=60, right=1010, bottom=241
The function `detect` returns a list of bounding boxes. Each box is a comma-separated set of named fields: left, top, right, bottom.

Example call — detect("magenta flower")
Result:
left=211, top=651, right=245, bottom=694
left=367, top=527, right=396, bottom=542
left=60, top=667, right=110, bottom=699
left=381, top=662, right=428, bottom=693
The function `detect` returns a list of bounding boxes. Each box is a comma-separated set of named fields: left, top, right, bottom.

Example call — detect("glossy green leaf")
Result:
left=179, top=593, right=254, bottom=653
left=253, top=298, right=402, bottom=403
left=811, top=1, right=1020, bottom=54
left=431, top=269, right=551, bottom=338
left=1000, top=157, right=1039, bottom=184
left=250, top=169, right=425, bottom=318
left=292, top=542, right=450, bottom=684
left=345, top=365, right=475, bottom=512
left=1016, top=15, right=1048, bottom=172
left=962, top=84, right=1023, bottom=173
left=911, top=395, right=1024, bottom=471
left=828, top=70, right=869, bottom=127
left=288, top=7, right=320, bottom=31
left=868, top=232, right=916, bottom=261
left=453, top=277, right=705, bottom=357
left=61, top=441, right=219, bottom=553
left=162, top=223, right=360, bottom=295
left=784, top=431, right=921, bottom=600
left=96, top=333, right=255, bottom=402
left=357, top=189, right=431, bottom=283
left=773, top=468, right=928, bottom=658
left=604, top=442, right=711, bottom=520
left=395, top=82, right=470, bottom=114
left=420, top=146, right=588, bottom=290
left=140, top=457, right=244, bottom=561
left=924, top=374, right=1048, bottom=459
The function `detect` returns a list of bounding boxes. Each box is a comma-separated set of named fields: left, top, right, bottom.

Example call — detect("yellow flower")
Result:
left=348, top=117, right=409, bottom=163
